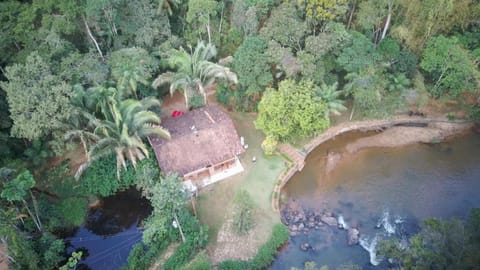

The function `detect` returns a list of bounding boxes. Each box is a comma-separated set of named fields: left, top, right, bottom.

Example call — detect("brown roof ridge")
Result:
left=149, top=105, right=245, bottom=175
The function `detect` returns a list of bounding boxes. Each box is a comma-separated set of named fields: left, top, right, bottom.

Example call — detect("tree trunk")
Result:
left=347, top=0, right=356, bottom=29
left=22, top=199, right=42, bottom=233
left=82, top=15, right=105, bottom=61
left=206, top=17, right=212, bottom=44
left=218, top=3, right=224, bottom=34
left=199, top=84, right=207, bottom=106
left=184, top=90, right=189, bottom=110
left=349, top=104, right=355, bottom=121
left=191, top=196, right=198, bottom=217
left=174, top=212, right=186, bottom=243
left=29, top=191, right=42, bottom=231
left=381, top=7, right=392, bottom=40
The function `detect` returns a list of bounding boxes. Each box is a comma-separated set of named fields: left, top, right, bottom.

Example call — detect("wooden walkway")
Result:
left=271, top=144, right=306, bottom=212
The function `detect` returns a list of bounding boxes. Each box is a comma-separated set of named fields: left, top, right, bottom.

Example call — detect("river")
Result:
left=64, top=189, right=151, bottom=270
left=271, top=131, right=480, bottom=269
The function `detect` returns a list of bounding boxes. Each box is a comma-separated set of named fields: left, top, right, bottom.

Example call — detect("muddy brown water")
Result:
left=271, top=131, right=480, bottom=269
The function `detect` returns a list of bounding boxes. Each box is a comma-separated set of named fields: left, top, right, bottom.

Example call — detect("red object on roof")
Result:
left=171, top=110, right=184, bottom=117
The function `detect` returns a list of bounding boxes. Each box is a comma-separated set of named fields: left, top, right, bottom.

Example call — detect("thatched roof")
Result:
left=149, top=105, right=245, bottom=176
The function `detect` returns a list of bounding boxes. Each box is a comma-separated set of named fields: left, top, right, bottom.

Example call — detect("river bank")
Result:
left=273, top=116, right=473, bottom=210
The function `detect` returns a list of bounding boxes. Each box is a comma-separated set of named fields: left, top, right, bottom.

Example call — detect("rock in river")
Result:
left=300, top=243, right=310, bottom=251
left=321, top=215, right=338, bottom=227
left=347, top=228, right=360, bottom=245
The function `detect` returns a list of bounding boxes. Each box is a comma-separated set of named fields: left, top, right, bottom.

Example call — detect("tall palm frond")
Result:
left=315, top=82, right=347, bottom=116
left=152, top=41, right=238, bottom=109
left=73, top=97, right=170, bottom=179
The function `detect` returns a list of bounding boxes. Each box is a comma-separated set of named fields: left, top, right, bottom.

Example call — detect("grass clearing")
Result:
left=196, top=111, right=285, bottom=263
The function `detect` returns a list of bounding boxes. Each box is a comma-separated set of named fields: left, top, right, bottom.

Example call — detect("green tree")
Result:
left=379, top=209, right=480, bottom=269
left=255, top=79, right=330, bottom=141
left=143, top=173, right=188, bottom=243
left=232, top=0, right=259, bottom=37
left=420, top=35, right=480, bottom=98
left=117, top=0, right=172, bottom=49
left=259, top=2, right=307, bottom=51
left=59, top=50, right=109, bottom=87
left=297, top=0, right=349, bottom=31
left=185, top=0, right=218, bottom=43
left=232, top=190, right=255, bottom=235
left=0, top=52, right=73, bottom=140
left=153, top=41, right=237, bottom=109
left=336, top=31, right=381, bottom=73
left=74, top=97, right=170, bottom=179
left=343, top=68, right=389, bottom=117
left=233, top=36, right=273, bottom=109
left=1, top=171, right=43, bottom=232
left=108, top=47, right=158, bottom=99
left=395, top=0, right=480, bottom=51
left=84, top=0, right=122, bottom=50
left=356, top=0, right=398, bottom=43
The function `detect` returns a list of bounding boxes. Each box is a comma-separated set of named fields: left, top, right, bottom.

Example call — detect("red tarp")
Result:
left=171, top=110, right=184, bottom=117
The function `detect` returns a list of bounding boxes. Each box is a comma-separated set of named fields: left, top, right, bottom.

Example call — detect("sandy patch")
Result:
left=210, top=218, right=265, bottom=264
left=346, top=123, right=472, bottom=154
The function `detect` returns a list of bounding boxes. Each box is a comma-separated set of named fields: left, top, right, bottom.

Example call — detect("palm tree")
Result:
left=109, top=47, right=157, bottom=99
left=152, top=41, right=238, bottom=109
left=73, top=97, right=170, bottom=179
left=315, top=82, right=347, bottom=116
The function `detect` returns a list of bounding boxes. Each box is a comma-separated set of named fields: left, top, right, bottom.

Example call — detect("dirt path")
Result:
left=0, top=244, right=8, bottom=270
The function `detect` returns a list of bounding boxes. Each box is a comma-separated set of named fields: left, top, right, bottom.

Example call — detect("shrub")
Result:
left=216, top=82, right=234, bottom=107
left=54, top=197, right=88, bottom=227
left=80, top=155, right=146, bottom=197
left=218, top=260, right=251, bottom=270
left=81, top=152, right=156, bottom=197
left=163, top=240, right=196, bottom=270
left=189, top=94, right=205, bottom=109
left=181, top=251, right=211, bottom=270
left=255, top=80, right=330, bottom=141
left=250, top=224, right=289, bottom=269
left=232, top=190, right=255, bottom=235
left=122, top=242, right=163, bottom=270
left=261, top=136, right=278, bottom=156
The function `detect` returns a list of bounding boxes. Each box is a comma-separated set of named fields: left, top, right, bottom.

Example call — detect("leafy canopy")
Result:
left=420, top=35, right=480, bottom=98
left=255, top=79, right=330, bottom=141
left=0, top=52, right=73, bottom=140
left=233, top=36, right=273, bottom=97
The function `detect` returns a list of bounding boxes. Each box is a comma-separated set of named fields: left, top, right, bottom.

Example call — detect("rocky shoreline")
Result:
left=281, top=201, right=360, bottom=252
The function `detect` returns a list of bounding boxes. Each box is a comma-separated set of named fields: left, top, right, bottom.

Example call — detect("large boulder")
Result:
left=321, top=215, right=338, bottom=227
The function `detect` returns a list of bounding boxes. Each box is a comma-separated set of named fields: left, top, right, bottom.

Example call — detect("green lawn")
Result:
left=196, top=111, right=285, bottom=257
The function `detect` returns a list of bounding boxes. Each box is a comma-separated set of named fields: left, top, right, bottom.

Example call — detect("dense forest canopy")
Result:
left=0, top=0, right=479, bottom=269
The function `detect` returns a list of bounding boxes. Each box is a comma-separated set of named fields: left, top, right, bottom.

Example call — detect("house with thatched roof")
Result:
left=149, top=105, right=245, bottom=187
